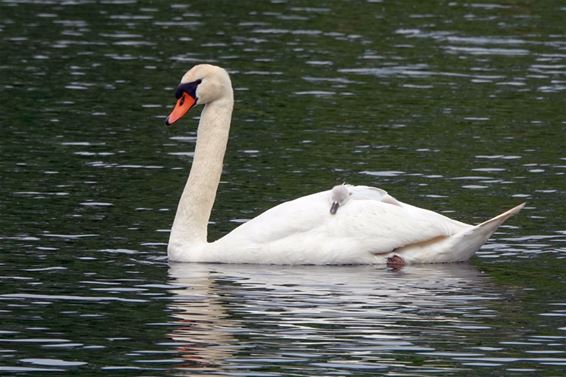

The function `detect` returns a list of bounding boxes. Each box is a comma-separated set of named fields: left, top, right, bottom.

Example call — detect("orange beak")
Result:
left=165, top=92, right=196, bottom=126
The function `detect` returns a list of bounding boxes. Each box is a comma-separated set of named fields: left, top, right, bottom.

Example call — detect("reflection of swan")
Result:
left=169, top=263, right=488, bottom=300
left=165, top=64, right=524, bottom=265
left=167, top=263, right=498, bottom=372
left=169, top=263, right=486, bottom=300
left=168, top=266, right=239, bottom=371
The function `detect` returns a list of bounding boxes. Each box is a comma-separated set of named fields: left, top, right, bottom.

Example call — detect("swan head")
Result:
left=165, top=64, right=232, bottom=126
left=330, top=184, right=351, bottom=215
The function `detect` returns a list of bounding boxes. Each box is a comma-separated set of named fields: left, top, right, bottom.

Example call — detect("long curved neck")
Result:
left=169, top=96, right=234, bottom=248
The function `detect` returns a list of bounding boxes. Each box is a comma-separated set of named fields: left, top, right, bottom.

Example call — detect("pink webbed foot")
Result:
left=387, top=254, right=406, bottom=270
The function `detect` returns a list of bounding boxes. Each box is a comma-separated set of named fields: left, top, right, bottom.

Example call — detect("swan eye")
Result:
left=175, top=79, right=202, bottom=99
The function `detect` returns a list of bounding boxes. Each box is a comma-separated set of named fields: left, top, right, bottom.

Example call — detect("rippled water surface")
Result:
left=0, top=0, right=565, bottom=375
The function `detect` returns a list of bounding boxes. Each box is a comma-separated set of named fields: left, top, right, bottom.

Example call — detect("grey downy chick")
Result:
left=330, top=184, right=351, bottom=215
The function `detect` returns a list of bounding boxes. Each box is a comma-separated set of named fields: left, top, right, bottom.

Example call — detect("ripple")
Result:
left=294, top=90, right=335, bottom=96
left=361, top=170, right=405, bottom=177
left=0, top=366, right=65, bottom=372
left=79, top=201, right=113, bottom=207
left=340, top=64, right=431, bottom=77
left=21, top=358, right=86, bottom=367
left=443, top=46, right=530, bottom=56
left=99, top=248, right=139, bottom=254
left=0, top=338, right=69, bottom=344
left=1, top=293, right=147, bottom=303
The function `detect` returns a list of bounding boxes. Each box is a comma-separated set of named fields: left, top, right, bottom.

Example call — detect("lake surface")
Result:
left=0, top=0, right=564, bottom=375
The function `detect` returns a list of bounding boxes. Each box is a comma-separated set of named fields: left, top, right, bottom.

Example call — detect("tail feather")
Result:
left=477, top=202, right=526, bottom=230
left=399, top=203, right=525, bottom=264
left=450, top=202, right=526, bottom=261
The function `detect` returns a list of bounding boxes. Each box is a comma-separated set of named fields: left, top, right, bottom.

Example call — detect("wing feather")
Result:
left=219, top=186, right=470, bottom=257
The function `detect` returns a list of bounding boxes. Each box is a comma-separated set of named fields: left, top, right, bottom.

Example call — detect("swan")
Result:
left=164, top=64, right=524, bottom=265
left=330, top=184, right=352, bottom=215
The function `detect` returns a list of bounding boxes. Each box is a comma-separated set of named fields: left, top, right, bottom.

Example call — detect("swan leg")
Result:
left=387, top=254, right=405, bottom=269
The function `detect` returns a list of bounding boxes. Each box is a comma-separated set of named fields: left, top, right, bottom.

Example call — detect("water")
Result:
left=0, top=0, right=564, bottom=375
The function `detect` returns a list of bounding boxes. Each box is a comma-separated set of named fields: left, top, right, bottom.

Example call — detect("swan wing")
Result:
left=347, top=184, right=401, bottom=206
left=212, top=186, right=471, bottom=263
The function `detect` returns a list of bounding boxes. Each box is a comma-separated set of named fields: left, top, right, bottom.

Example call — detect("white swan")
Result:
left=165, top=64, right=524, bottom=265
left=330, top=184, right=352, bottom=215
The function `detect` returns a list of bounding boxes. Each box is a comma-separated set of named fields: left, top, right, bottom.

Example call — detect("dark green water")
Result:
left=0, top=0, right=564, bottom=375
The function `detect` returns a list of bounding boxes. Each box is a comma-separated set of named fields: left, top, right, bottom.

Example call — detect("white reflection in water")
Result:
left=167, top=263, right=499, bottom=373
